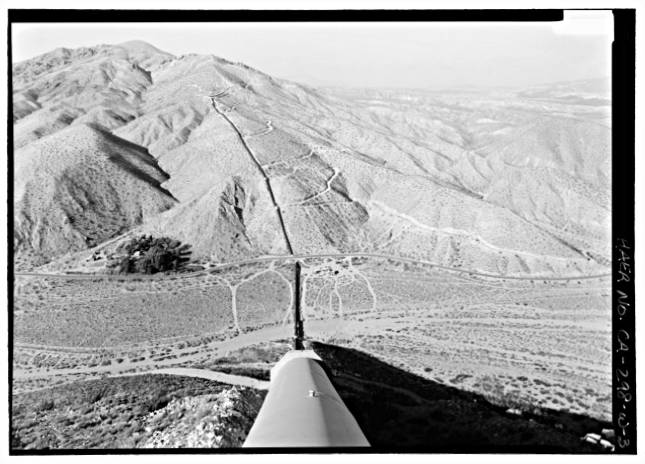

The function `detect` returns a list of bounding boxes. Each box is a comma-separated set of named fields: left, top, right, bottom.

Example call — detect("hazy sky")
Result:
left=12, top=11, right=612, bottom=89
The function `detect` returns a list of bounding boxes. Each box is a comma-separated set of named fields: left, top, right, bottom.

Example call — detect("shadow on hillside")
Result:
left=310, top=342, right=611, bottom=453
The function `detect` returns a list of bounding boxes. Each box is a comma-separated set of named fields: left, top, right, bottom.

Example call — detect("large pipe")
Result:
left=243, top=350, right=370, bottom=447
left=293, top=262, right=304, bottom=350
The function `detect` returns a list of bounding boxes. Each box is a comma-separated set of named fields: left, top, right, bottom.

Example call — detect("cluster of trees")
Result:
left=107, top=235, right=192, bottom=274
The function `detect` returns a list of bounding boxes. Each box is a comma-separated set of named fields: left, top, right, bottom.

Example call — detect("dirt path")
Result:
left=118, top=367, right=269, bottom=389
left=209, top=95, right=294, bottom=255
left=293, top=167, right=339, bottom=205
left=16, top=251, right=610, bottom=283
left=14, top=317, right=383, bottom=388
left=247, top=120, right=273, bottom=138
left=14, top=325, right=293, bottom=380
left=16, top=367, right=270, bottom=394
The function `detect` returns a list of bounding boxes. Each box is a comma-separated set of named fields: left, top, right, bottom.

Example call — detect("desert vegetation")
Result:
left=312, top=342, right=612, bottom=452
left=107, top=235, right=192, bottom=274
left=14, top=256, right=611, bottom=423
left=11, top=374, right=265, bottom=449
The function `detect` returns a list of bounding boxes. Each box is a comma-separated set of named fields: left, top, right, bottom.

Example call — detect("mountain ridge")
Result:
left=13, top=41, right=611, bottom=277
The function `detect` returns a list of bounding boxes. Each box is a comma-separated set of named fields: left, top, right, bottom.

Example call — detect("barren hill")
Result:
left=13, top=42, right=611, bottom=277
left=14, top=123, right=176, bottom=268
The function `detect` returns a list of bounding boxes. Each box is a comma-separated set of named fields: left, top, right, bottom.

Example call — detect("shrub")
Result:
left=107, top=235, right=192, bottom=274
left=142, top=391, right=170, bottom=413
left=11, top=431, right=25, bottom=449
left=37, top=399, right=55, bottom=411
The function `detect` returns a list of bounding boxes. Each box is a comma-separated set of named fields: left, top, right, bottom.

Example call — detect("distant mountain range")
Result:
left=12, top=41, right=611, bottom=276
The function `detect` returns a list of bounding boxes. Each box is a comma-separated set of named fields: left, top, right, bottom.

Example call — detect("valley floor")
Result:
left=13, top=255, right=611, bottom=424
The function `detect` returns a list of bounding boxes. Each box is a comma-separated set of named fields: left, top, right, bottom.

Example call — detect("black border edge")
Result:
left=7, top=13, right=14, bottom=455
left=4, top=444, right=615, bottom=455
left=7, top=9, right=563, bottom=23
left=611, top=8, right=637, bottom=455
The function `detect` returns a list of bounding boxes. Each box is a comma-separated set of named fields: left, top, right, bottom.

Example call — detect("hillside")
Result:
left=14, top=123, right=176, bottom=268
left=11, top=374, right=264, bottom=449
left=13, top=42, right=611, bottom=277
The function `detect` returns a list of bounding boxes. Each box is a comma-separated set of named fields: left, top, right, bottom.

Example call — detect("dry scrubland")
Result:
left=12, top=42, right=612, bottom=449
left=311, top=341, right=610, bottom=452
left=12, top=339, right=611, bottom=452
left=14, top=256, right=611, bottom=423
left=11, top=374, right=265, bottom=449
left=305, top=258, right=611, bottom=421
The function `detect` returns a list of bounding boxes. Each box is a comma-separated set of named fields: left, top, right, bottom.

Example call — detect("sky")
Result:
left=12, top=11, right=612, bottom=89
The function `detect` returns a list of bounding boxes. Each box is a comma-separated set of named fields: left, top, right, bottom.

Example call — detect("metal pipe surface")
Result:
left=243, top=350, right=370, bottom=447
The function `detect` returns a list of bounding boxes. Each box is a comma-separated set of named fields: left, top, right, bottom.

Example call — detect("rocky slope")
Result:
left=138, top=387, right=264, bottom=448
left=12, top=41, right=611, bottom=276
left=11, top=374, right=264, bottom=449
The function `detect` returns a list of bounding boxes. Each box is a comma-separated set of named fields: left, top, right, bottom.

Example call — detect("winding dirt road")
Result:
left=118, top=367, right=269, bottom=389
left=16, top=251, right=610, bottom=282
left=209, top=95, right=294, bottom=255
